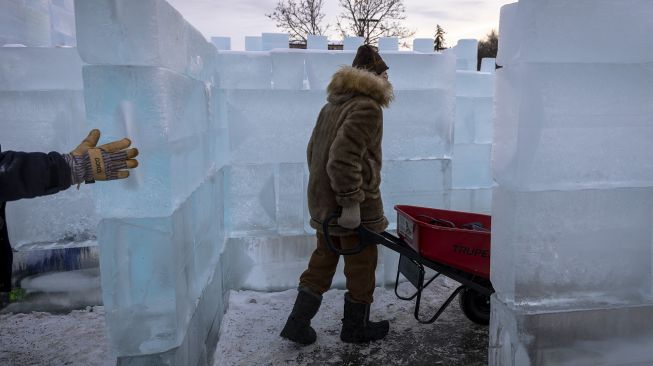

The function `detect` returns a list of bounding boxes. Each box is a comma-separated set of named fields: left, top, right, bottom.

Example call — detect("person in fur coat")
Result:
left=281, top=45, right=394, bottom=345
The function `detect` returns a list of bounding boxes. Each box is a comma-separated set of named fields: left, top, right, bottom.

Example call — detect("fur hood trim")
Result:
left=327, top=66, right=394, bottom=107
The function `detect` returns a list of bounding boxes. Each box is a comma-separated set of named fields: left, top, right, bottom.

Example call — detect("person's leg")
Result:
left=341, top=235, right=377, bottom=304
left=339, top=235, right=389, bottom=343
left=282, top=233, right=341, bottom=345
left=1, top=204, right=12, bottom=293
left=298, top=233, right=341, bottom=295
left=0, top=204, right=13, bottom=308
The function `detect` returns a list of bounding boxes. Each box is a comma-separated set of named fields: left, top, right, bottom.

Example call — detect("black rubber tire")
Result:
left=459, top=287, right=490, bottom=325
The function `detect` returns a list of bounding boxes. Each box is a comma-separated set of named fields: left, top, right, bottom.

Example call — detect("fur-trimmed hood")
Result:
left=326, top=66, right=394, bottom=108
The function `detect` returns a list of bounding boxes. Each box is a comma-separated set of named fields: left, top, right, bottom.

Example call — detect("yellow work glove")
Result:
left=64, top=129, right=139, bottom=185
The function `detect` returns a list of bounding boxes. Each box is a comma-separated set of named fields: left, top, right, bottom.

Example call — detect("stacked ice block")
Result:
left=49, top=0, right=76, bottom=46
left=0, top=0, right=75, bottom=47
left=451, top=67, right=494, bottom=214
left=490, top=1, right=653, bottom=365
left=215, top=43, right=456, bottom=290
left=0, top=45, right=98, bottom=249
left=454, top=39, right=478, bottom=71
left=76, top=0, right=226, bottom=363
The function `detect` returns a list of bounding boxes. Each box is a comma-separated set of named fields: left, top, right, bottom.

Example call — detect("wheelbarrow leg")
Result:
left=394, top=254, right=439, bottom=301
left=415, top=285, right=465, bottom=324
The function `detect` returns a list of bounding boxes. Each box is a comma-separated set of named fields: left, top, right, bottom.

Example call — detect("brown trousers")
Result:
left=299, top=233, right=378, bottom=304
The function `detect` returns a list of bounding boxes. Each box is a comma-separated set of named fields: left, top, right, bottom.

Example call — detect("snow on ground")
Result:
left=0, top=306, right=114, bottom=366
left=214, top=278, right=488, bottom=366
left=0, top=278, right=488, bottom=366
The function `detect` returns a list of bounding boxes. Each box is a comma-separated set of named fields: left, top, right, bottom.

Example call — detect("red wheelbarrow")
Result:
left=323, top=205, right=493, bottom=325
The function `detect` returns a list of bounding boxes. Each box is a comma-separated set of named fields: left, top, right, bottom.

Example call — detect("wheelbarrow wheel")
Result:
left=459, top=287, right=490, bottom=325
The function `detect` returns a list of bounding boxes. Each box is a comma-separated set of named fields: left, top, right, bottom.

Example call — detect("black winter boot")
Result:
left=340, top=293, right=389, bottom=343
left=280, top=286, right=322, bottom=345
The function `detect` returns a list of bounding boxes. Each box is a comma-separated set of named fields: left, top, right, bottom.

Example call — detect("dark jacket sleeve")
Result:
left=0, top=148, right=72, bottom=202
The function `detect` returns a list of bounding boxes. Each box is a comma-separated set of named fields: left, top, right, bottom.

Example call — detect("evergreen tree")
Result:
left=434, top=24, right=446, bottom=51
left=477, top=29, right=499, bottom=70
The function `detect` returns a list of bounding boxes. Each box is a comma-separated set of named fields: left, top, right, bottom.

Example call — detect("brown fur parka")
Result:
left=307, top=66, right=394, bottom=236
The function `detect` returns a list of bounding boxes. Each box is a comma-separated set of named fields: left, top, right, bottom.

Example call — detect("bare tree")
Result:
left=267, top=0, right=329, bottom=44
left=434, top=24, right=446, bottom=51
left=477, top=29, right=498, bottom=70
left=336, top=0, right=415, bottom=46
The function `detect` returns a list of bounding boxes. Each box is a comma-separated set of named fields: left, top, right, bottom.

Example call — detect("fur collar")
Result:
left=327, top=66, right=394, bottom=107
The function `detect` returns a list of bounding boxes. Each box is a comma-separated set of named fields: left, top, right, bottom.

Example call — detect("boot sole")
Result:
left=280, top=326, right=316, bottom=345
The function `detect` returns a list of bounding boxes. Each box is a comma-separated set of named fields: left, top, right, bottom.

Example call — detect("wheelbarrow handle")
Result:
left=322, top=213, right=371, bottom=255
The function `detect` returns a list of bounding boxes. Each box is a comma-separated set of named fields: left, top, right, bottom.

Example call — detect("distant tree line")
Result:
left=267, top=0, right=414, bottom=46
left=477, top=30, right=498, bottom=71
left=267, top=0, right=499, bottom=60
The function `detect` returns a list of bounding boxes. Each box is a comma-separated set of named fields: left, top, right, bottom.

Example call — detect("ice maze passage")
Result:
left=1, top=0, right=496, bottom=364
left=490, top=1, right=653, bottom=365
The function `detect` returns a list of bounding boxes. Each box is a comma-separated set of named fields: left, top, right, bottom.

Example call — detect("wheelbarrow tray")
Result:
left=395, top=205, right=491, bottom=279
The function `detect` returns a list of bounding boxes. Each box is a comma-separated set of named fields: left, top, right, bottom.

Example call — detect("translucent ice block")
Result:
left=450, top=188, right=492, bottom=214
left=271, top=49, right=307, bottom=90
left=383, top=89, right=455, bottom=160
left=227, top=234, right=395, bottom=291
left=452, top=143, right=492, bottom=188
left=0, top=0, right=51, bottom=46
left=245, top=36, right=262, bottom=51
left=343, top=37, right=363, bottom=50
left=0, top=47, right=84, bottom=91
left=490, top=295, right=653, bottom=366
left=307, top=35, right=327, bottom=50
left=226, top=235, right=316, bottom=291
left=499, top=0, right=653, bottom=65
left=75, top=0, right=215, bottom=81
left=378, top=37, right=398, bottom=51
left=412, top=38, right=434, bottom=53
left=220, top=89, right=326, bottom=164
left=211, top=36, right=231, bottom=50
left=456, top=70, right=494, bottom=98
left=381, top=51, right=455, bottom=90
left=82, top=66, right=210, bottom=218
left=491, top=186, right=653, bottom=306
left=49, top=2, right=76, bottom=46
left=381, top=159, right=452, bottom=227
left=0, top=91, right=86, bottom=152
left=454, top=39, right=478, bottom=71
left=99, top=170, right=225, bottom=357
left=481, top=58, right=496, bottom=74
left=6, top=187, right=98, bottom=247
left=496, top=2, right=519, bottom=67
left=225, top=164, right=277, bottom=237
left=493, top=63, right=653, bottom=191
left=454, top=96, right=494, bottom=144
left=277, top=163, right=307, bottom=235
left=261, top=33, right=289, bottom=51
left=304, top=51, right=355, bottom=90
left=215, top=51, right=272, bottom=90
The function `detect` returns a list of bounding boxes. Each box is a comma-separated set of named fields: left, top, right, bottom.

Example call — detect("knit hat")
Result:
left=352, top=45, right=389, bottom=75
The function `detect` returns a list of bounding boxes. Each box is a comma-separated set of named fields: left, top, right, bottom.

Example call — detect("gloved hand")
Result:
left=64, top=129, right=139, bottom=185
left=338, top=203, right=361, bottom=229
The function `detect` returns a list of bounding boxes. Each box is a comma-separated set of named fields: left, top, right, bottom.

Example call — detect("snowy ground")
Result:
left=214, top=278, right=488, bottom=366
left=0, top=306, right=114, bottom=366
left=0, top=278, right=488, bottom=366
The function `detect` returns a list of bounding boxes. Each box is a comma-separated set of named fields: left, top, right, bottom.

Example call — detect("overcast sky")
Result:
left=167, top=0, right=514, bottom=50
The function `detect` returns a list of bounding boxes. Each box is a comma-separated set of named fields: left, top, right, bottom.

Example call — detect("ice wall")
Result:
left=215, top=44, right=457, bottom=292
left=451, top=69, right=494, bottom=214
left=0, top=0, right=490, bottom=362
left=0, top=45, right=96, bottom=250
left=0, top=0, right=76, bottom=47
left=490, top=1, right=653, bottom=365
left=454, top=39, right=478, bottom=71
left=76, top=0, right=227, bottom=363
